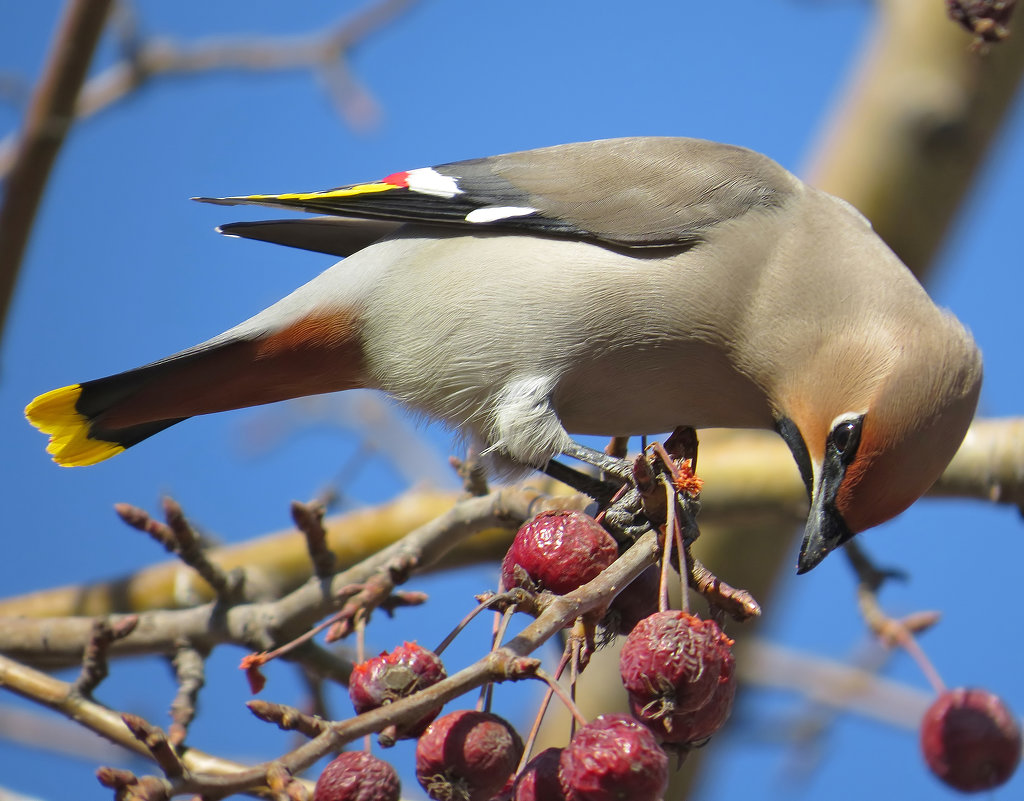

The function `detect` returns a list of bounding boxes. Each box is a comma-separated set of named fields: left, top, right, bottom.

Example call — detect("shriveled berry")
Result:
left=620, top=610, right=735, bottom=743
left=314, top=751, right=400, bottom=801
left=501, top=511, right=618, bottom=595
left=512, top=747, right=566, bottom=801
left=349, top=642, right=446, bottom=739
left=920, top=687, right=1021, bottom=792
left=415, top=709, right=524, bottom=801
left=605, top=566, right=659, bottom=636
left=559, top=714, right=667, bottom=801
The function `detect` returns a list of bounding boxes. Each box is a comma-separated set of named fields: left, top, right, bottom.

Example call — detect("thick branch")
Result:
left=807, top=0, right=1024, bottom=277
left=2, top=417, right=1021, bottom=622
left=0, top=488, right=589, bottom=668
left=0, top=652, right=287, bottom=789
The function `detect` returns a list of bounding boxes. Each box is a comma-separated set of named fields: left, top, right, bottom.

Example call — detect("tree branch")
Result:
left=0, top=0, right=112, bottom=343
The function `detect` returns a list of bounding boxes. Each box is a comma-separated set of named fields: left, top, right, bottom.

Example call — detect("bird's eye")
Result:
left=830, top=417, right=862, bottom=463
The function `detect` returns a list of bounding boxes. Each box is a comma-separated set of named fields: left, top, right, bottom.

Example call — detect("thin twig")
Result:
left=247, top=700, right=327, bottom=740
left=436, top=589, right=534, bottom=656
left=73, top=615, right=138, bottom=697
left=122, top=714, right=184, bottom=779
left=115, top=500, right=240, bottom=600
left=450, top=447, right=490, bottom=497
left=290, top=499, right=336, bottom=579
left=168, top=645, right=206, bottom=747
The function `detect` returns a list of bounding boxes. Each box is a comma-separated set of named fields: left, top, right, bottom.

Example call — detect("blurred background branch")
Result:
left=0, top=0, right=416, bottom=345
left=0, top=0, right=111, bottom=349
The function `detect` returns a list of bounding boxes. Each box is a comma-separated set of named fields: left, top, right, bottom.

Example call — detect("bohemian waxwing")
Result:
left=25, top=137, right=982, bottom=572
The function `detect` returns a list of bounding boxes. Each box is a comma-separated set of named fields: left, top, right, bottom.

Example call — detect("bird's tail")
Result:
left=26, top=378, right=181, bottom=467
left=26, top=313, right=366, bottom=466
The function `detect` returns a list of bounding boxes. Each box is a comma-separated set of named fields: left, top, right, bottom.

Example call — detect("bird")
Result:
left=24, top=137, right=982, bottom=573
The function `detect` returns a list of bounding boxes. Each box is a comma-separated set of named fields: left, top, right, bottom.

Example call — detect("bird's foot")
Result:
left=546, top=427, right=704, bottom=548
left=559, top=439, right=635, bottom=482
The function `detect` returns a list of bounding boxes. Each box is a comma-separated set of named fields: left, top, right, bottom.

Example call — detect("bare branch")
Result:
left=0, top=0, right=418, bottom=180
left=2, top=417, right=1022, bottom=622
left=121, top=714, right=184, bottom=779
left=0, top=0, right=112, bottom=343
left=116, top=500, right=243, bottom=601
left=0, top=487, right=588, bottom=668
left=0, top=651, right=288, bottom=786
left=72, top=615, right=138, bottom=697
left=290, top=499, right=336, bottom=580
left=247, top=700, right=327, bottom=740
left=167, top=646, right=206, bottom=748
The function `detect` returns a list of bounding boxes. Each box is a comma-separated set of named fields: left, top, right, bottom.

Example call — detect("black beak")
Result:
left=796, top=478, right=855, bottom=573
left=775, top=415, right=858, bottom=574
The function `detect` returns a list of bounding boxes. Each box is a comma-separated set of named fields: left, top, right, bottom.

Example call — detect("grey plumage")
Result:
left=27, top=137, right=982, bottom=571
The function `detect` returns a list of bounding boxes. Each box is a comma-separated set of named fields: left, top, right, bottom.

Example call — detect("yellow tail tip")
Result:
left=25, top=385, right=124, bottom=467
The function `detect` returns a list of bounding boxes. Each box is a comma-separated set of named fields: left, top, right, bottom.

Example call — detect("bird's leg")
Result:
left=552, top=433, right=699, bottom=545
left=539, top=443, right=650, bottom=543
left=540, top=459, right=624, bottom=508
left=559, top=440, right=634, bottom=481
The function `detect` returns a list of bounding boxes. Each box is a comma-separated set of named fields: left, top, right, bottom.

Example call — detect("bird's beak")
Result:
left=796, top=469, right=854, bottom=574
left=775, top=415, right=855, bottom=574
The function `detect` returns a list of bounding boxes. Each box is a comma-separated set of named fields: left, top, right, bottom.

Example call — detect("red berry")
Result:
left=415, top=710, right=524, bottom=801
left=512, top=748, right=567, bottom=801
left=314, top=751, right=400, bottom=801
left=349, top=642, right=446, bottom=739
left=920, top=687, right=1021, bottom=792
left=501, top=511, right=618, bottom=595
left=619, top=611, right=735, bottom=743
left=605, top=566, right=660, bottom=635
left=559, top=714, right=668, bottom=801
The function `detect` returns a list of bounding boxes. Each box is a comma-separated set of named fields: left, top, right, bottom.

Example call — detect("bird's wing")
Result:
left=217, top=217, right=403, bottom=257
left=196, top=137, right=798, bottom=250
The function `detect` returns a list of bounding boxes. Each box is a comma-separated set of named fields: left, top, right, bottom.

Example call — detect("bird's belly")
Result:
left=553, top=339, right=774, bottom=437
left=357, top=230, right=775, bottom=442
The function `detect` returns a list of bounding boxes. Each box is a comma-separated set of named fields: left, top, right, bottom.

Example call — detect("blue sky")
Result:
left=2, top=2, right=1023, bottom=800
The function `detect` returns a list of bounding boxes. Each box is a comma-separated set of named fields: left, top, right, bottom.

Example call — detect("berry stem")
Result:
left=434, top=592, right=509, bottom=657
left=671, top=508, right=688, bottom=614
left=896, top=626, right=947, bottom=695
left=516, top=650, right=571, bottom=773
left=658, top=481, right=675, bottom=614
left=353, top=616, right=372, bottom=753
left=479, top=606, right=516, bottom=713
left=569, top=636, right=581, bottom=738
left=535, top=666, right=588, bottom=729
left=845, top=542, right=947, bottom=694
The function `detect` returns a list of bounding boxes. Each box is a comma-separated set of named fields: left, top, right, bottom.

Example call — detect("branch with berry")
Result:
left=0, top=427, right=1020, bottom=799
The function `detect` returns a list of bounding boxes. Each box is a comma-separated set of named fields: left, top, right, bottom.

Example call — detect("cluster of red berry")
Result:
left=310, top=510, right=1021, bottom=800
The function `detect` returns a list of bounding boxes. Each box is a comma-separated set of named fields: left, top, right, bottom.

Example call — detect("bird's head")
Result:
left=774, top=312, right=982, bottom=573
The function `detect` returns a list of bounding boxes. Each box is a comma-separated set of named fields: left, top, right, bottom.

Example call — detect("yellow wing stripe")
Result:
left=242, top=182, right=399, bottom=203
left=25, top=385, right=124, bottom=467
